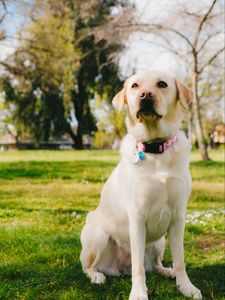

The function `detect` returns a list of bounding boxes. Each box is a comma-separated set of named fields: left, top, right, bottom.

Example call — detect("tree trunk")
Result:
left=74, top=123, right=83, bottom=149
left=65, top=122, right=83, bottom=149
left=70, top=85, right=86, bottom=149
left=192, top=72, right=210, bottom=160
left=187, top=110, right=192, bottom=144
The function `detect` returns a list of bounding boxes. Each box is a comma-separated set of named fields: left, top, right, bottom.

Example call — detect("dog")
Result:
left=80, top=70, right=202, bottom=300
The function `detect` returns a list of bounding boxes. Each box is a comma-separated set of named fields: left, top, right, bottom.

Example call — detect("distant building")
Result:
left=210, top=124, right=225, bottom=146
left=0, top=133, right=17, bottom=150
left=0, top=133, right=92, bottom=150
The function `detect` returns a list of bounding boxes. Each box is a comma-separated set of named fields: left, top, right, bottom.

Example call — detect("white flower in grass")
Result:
left=71, top=211, right=77, bottom=217
left=81, top=179, right=89, bottom=184
left=205, top=213, right=212, bottom=219
left=186, top=208, right=223, bottom=226
left=198, top=220, right=206, bottom=225
left=71, top=211, right=81, bottom=219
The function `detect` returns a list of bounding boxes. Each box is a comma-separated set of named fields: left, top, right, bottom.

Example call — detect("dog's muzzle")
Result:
left=136, top=99, right=162, bottom=119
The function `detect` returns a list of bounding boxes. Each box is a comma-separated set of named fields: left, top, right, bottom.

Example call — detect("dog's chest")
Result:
left=134, top=161, right=186, bottom=241
left=145, top=186, right=173, bottom=242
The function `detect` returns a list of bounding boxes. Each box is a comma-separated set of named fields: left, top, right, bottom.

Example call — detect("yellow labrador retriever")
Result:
left=80, top=71, right=202, bottom=300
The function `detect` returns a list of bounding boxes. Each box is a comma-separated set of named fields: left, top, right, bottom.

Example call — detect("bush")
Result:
left=93, top=130, right=113, bottom=149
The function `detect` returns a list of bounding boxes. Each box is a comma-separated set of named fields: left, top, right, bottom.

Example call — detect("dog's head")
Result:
left=113, top=71, right=193, bottom=141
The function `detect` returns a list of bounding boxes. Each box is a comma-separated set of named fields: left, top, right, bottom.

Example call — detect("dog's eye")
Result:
left=157, top=81, right=168, bottom=88
left=131, top=83, right=139, bottom=88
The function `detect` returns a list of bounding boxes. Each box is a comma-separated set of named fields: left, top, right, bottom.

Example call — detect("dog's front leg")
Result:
left=128, top=209, right=148, bottom=300
left=168, top=217, right=202, bottom=299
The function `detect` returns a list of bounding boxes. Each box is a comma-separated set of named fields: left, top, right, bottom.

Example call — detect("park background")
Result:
left=0, top=0, right=224, bottom=299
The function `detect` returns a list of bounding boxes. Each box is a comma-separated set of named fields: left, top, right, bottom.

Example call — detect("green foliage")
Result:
left=93, top=101, right=126, bottom=149
left=109, top=109, right=126, bottom=140
left=93, top=108, right=126, bottom=149
left=1, top=0, right=129, bottom=147
left=2, top=1, right=79, bottom=143
left=0, top=148, right=224, bottom=299
left=67, top=0, right=127, bottom=147
left=93, top=130, right=113, bottom=149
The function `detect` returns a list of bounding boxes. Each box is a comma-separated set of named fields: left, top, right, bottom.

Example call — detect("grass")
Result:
left=0, top=149, right=224, bottom=300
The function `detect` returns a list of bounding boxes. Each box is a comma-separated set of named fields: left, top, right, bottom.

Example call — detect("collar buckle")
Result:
left=143, top=141, right=165, bottom=154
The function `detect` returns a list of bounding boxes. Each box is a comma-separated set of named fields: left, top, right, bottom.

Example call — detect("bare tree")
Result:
left=115, top=0, right=224, bottom=160
left=0, top=0, right=8, bottom=34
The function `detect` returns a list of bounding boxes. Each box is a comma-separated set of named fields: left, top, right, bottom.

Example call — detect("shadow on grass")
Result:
left=188, top=264, right=225, bottom=300
left=0, top=230, right=224, bottom=300
left=0, top=160, right=224, bottom=183
left=1, top=261, right=224, bottom=300
left=0, top=160, right=116, bottom=182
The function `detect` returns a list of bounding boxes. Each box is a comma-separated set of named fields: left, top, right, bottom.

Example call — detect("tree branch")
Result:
left=143, top=37, right=191, bottom=65
left=1, top=0, right=7, bottom=11
left=199, top=47, right=225, bottom=73
left=193, top=0, right=218, bottom=47
left=0, top=0, right=8, bottom=24
left=196, top=30, right=221, bottom=54
left=115, top=22, right=194, bottom=50
left=149, top=24, right=194, bottom=50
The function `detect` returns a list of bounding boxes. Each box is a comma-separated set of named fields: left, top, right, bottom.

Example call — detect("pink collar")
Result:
left=135, top=133, right=178, bottom=155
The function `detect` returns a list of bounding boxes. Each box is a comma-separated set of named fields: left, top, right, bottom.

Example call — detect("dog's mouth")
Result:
left=136, top=100, right=163, bottom=120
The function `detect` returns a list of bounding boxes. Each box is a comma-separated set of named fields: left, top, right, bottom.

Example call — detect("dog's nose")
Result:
left=139, top=91, right=154, bottom=100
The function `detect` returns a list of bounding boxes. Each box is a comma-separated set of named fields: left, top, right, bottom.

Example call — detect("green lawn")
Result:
left=0, top=149, right=224, bottom=300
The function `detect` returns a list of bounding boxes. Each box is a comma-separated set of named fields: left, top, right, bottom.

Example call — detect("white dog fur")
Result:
left=80, top=71, right=202, bottom=300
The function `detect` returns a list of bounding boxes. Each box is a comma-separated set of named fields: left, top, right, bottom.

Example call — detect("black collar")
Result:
left=142, top=140, right=166, bottom=154
left=135, top=133, right=178, bottom=154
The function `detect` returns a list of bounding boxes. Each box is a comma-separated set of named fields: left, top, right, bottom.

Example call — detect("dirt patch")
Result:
left=197, top=233, right=225, bottom=253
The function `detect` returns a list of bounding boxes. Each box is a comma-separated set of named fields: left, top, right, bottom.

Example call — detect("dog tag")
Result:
left=138, top=150, right=145, bottom=160
left=131, top=154, right=141, bottom=165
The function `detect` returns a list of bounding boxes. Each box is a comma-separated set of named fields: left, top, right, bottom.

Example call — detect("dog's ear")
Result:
left=112, top=82, right=127, bottom=113
left=175, top=78, right=193, bottom=111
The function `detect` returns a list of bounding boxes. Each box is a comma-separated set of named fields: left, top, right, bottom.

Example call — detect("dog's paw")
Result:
left=177, top=275, right=202, bottom=299
left=155, top=266, right=176, bottom=278
left=87, top=270, right=106, bottom=285
left=129, top=284, right=148, bottom=300
left=129, top=290, right=148, bottom=300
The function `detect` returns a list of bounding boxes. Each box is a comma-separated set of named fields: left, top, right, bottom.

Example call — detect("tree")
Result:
left=119, top=0, right=224, bottom=160
left=1, top=2, right=79, bottom=145
left=1, top=0, right=131, bottom=148
left=66, top=0, right=129, bottom=148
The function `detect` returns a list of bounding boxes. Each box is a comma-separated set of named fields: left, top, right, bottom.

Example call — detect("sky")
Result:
left=119, top=0, right=181, bottom=77
left=0, top=1, right=30, bottom=66
left=119, top=33, right=179, bottom=78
